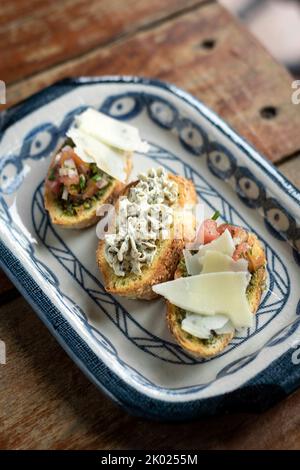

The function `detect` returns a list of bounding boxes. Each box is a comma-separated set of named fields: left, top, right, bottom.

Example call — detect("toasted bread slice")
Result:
left=97, top=174, right=197, bottom=300
left=166, top=232, right=267, bottom=358
left=44, top=152, right=132, bottom=229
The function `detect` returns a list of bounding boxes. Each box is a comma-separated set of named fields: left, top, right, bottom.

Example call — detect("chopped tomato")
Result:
left=60, top=147, right=90, bottom=173
left=197, top=219, right=219, bottom=244
left=46, top=178, right=61, bottom=195
left=78, top=163, right=90, bottom=175
left=233, top=242, right=250, bottom=261
left=217, top=223, right=248, bottom=244
left=59, top=173, right=80, bottom=187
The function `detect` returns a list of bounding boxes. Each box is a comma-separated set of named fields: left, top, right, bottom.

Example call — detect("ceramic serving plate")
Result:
left=1, top=77, right=300, bottom=420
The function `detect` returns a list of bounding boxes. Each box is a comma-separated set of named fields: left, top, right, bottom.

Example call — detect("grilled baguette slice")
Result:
left=166, top=230, right=267, bottom=358
left=44, top=152, right=132, bottom=229
left=97, top=174, right=197, bottom=300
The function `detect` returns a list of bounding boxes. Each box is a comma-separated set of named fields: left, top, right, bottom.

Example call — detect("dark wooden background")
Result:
left=0, top=0, right=300, bottom=449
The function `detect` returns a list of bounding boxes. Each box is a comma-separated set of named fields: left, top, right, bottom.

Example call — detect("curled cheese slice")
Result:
left=200, top=251, right=248, bottom=274
left=153, top=271, right=253, bottom=329
left=67, top=127, right=128, bottom=182
left=75, top=108, right=149, bottom=152
left=182, top=313, right=232, bottom=339
left=184, top=229, right=236, bottom=275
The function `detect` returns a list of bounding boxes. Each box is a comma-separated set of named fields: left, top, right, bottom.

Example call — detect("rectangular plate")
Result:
left=1, top=76, right=300, bottom=420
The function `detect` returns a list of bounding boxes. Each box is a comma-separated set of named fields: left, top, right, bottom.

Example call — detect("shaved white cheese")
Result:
left=64, top=158, right=76, bottom=169
left=75, top=108, right=149, bottom=152
left=184, top=230, right=235, bottom=274
left=182, top=313, right=231, bottom=339
left=198, top=229, right=235, bottom=257
left=183, top=249, right=202, bottom=276
left=182, top=316, right=211, bottom=339
left=153, top=272, right=253, bottom=328
left=186, top=313, right=229, bottom=330
left=214, top=321, right=235, bottom=335
left=58, top=167, right=78, bottom=177
left=175, top=228, right=251, bottom=338
left=184, top=248, right=248, bottom=276
left=200, top=251, right=248, bottom=274
left=67, top=128, right=128, bottom=182
left=61, top=186, right=68, bottom=200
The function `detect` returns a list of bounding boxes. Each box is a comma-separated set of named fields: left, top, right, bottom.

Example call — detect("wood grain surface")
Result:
left=0, top=0, right=300, bottom=450
left=1, top=0, right=204, bottom=84
left=5, top=2, right=300, bottom=163
left=1, top=296, right=300, bottom=450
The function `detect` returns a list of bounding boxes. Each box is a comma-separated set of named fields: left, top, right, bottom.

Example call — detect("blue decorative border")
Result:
left=31, top=143, right=290, bottom=366
left=0, top=76, right=300, bottom=419
left=99, top=90, right=300, bottom=256
left=1, top=240, right=300, bottom=420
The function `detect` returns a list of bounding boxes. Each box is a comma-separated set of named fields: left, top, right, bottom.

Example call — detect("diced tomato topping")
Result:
left=217, top=223, right=247, bottom=242
left=59, top=147, right=89, bottom=176
left=46, top=178, right=61, bottom=195
left=82, top=179, right=98, bottom=200
left=197, top=219, right=220, bottom=244
left=233, top=242, right=249, bottom=261
left=59, top=173, right=80, bottom=187
left=59, top=147, right=82, bottom=166
left=195, top=220, right=265, bottom=273
left=47, top=146, right=90, bottom=198
left=217, top=223, right=229, bottom=235
left=78, top=163, right=90, bottom=175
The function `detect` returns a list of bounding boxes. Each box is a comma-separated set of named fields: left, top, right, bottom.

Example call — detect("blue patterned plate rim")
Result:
left=1, top=76, right=299, bottom=206
left=0, top=76, right=300, bottom=420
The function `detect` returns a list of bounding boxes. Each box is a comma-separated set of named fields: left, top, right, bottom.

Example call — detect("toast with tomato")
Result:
left=164, top=220, right=267, bottom=358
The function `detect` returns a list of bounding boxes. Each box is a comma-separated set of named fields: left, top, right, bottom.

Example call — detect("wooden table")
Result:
left=1, top=0, right=300, bottom=450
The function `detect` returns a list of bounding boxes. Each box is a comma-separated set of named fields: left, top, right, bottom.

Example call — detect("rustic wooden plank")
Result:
left=0, top=271, right=18, bottom=304
left=6, top=2, right=300, bottom=163
left=0, top=296, right=300, bottom=449
left=0, top=0, right=206, bottom=85
left=0, top=0, right=47, bottom=26
left=0, top=271, right=12, bottom=292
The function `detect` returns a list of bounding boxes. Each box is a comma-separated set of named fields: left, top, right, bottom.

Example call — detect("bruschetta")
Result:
left=97, top=167, right=197, bottom=299
left=44, top=108, right=148, bottom=229
left=153, top=218, right=267, bottom=358
left=44, top=141, right=132, bottom=229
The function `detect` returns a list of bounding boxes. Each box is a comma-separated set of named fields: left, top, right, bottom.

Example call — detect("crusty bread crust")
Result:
left=166, top=234, right=267, bottom=358
left=44, top=153, right=132, bottom=229
left=97, top=174, right=197, bottom=300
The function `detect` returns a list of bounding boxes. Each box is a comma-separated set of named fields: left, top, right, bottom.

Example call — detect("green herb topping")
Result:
left=211, top=210, right=220, bottom=221
left=48, top=168, right=56, bottom=181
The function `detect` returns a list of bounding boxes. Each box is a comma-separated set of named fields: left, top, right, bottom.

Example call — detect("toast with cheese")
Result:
left=44, top=145, right=132, bottom=229
left=97, top=171, right=197, bottom=300
left=166, top=225, right=267, bottom=358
